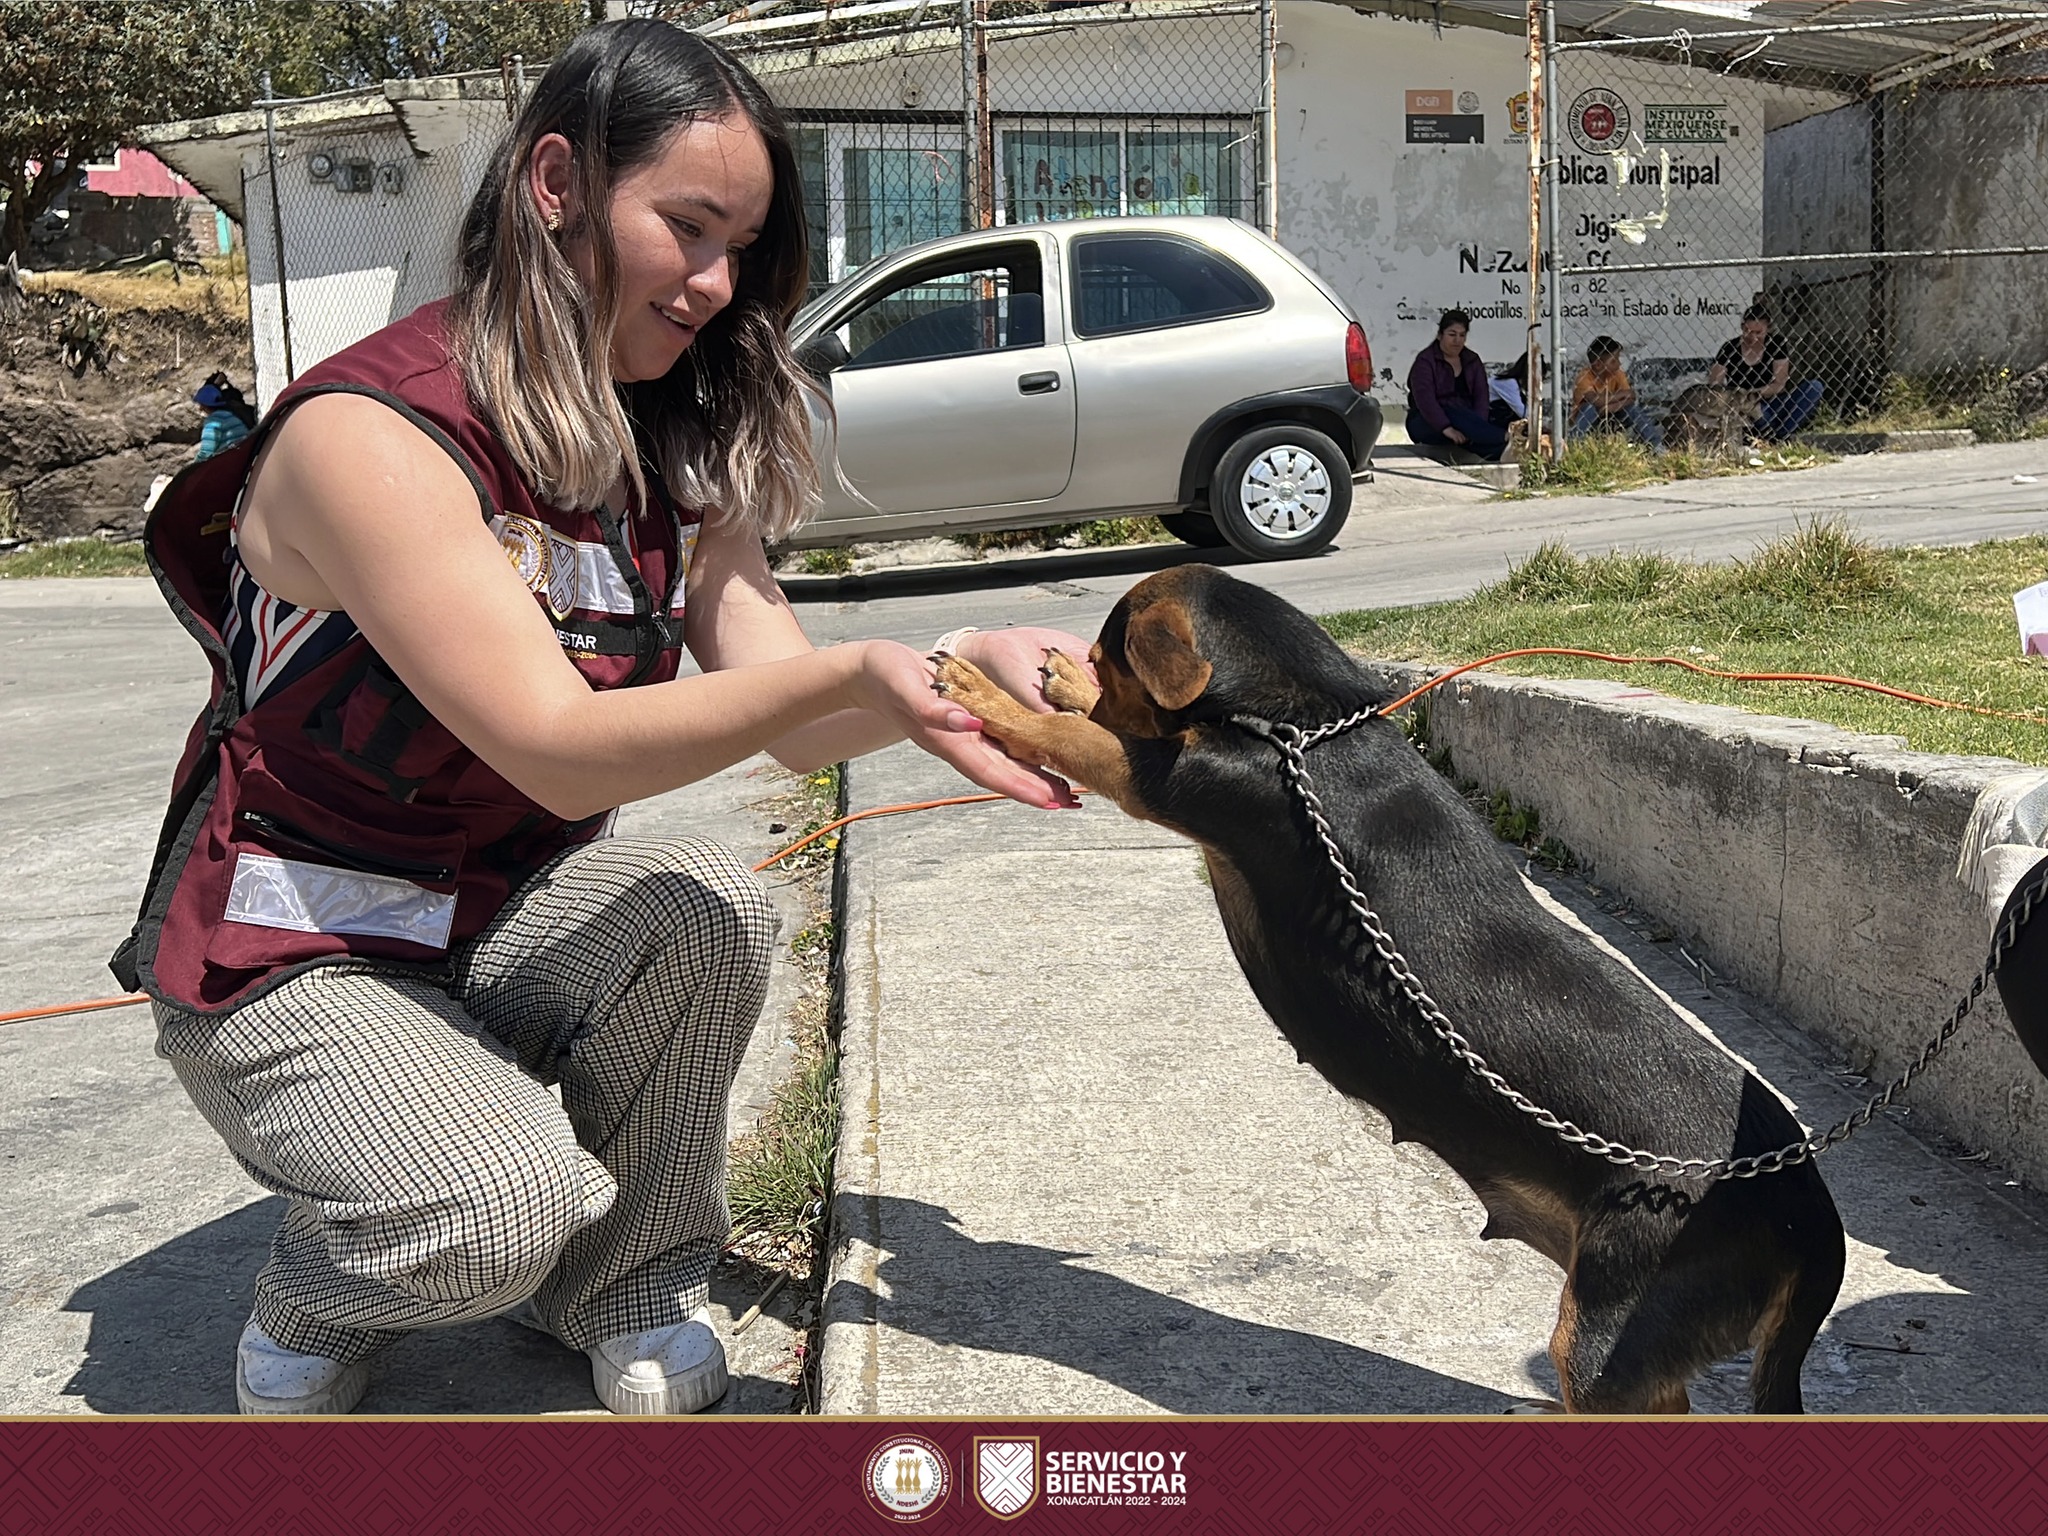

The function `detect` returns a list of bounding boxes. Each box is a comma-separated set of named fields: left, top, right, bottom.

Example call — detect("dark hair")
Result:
left=448, top=19, right=818, bottom=535
left=1741, top=307, right=1770, bottom=326
left=1437, top=308, right=1472, bottom=336
left=1587, top=334, right=1623, bottom=362
left=1496, top=350, right=1529, bottom=387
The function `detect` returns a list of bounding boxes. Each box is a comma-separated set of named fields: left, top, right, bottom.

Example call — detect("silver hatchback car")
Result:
left=786, top=215, right=1382, bottom=561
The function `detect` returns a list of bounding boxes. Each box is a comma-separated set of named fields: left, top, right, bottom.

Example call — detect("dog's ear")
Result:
left=1124, top=599, right=1212, bottom=711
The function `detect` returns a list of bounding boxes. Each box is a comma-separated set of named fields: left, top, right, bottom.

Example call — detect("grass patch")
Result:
left=725, top=762, right=843, bottom=1274
left=798, top=545, right=855, bottom=575
left=1825, top=368, right=2048, bottom=443
left=1322, top=522, right=2048, bottom=764
left=726, top=1042, right=839, bottom=1265
left=1512, top=433, right=1833, bottom=498
left=22, top=252, right=248, bottom=319
left=953, top=516, right=1173, bottom=555
left=0, top=539, right=151, bottom=578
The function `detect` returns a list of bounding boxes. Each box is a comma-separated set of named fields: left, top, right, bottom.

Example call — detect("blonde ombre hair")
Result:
left=447, top=21, right=819, bottom=541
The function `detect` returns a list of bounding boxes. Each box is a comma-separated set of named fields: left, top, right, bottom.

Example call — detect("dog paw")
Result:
left=1040, top=648, right=1100, bottom=715
left=932, top=654, right=1026, bottom=726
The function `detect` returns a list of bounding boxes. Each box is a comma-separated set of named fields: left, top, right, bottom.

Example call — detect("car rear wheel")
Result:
left=1158, top=511, right=1230, bottom=548
left=1210, top=423, right=1351, bottom=559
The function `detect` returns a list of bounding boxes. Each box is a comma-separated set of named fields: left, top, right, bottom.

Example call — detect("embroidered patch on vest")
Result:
left=496, top=514, right=553, bottom=598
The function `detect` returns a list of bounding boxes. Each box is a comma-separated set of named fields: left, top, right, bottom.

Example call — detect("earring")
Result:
left=545, top=208, right=562, bottom=232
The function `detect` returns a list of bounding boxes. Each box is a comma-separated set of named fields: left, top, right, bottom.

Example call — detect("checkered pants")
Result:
left=155, top=838, right=775, bottom=1364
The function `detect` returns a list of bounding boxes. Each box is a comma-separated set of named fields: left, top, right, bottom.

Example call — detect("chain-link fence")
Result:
left=710, top=1, right=1270, bottom=303
left=1535, top=4, right=2048, bottom=456
left=240, top=3, right=1267, bottom=402
left=242, top=80, right=501, bottom=410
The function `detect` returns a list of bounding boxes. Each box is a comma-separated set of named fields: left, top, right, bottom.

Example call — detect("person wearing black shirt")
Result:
left=1708, top=308, right=1822, bottom=441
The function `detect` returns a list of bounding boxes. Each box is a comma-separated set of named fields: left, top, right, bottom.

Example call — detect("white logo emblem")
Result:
left=975, top=1438, right=1039, bottom=1519
left=863, top=1435, right=950, bottom=1523
left=496, top=514, right=552, bottom=595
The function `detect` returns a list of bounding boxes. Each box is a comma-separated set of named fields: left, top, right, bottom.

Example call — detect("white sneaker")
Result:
left=235, top=1319, right=371, bottom=1415
left=589, top=1309, right=729, bottom=1415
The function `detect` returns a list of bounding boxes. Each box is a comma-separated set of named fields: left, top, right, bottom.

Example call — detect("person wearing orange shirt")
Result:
left=1569, top=335, right=1664, bottom=448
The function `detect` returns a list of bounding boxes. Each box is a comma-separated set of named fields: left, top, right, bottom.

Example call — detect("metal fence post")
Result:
left=959, top=0, right=979, bottom=227
left=1524, top=2, right=1544, bottom=461
left=1865, top=90, right=1890, bottom=416
left=1258, top=0, right=1278, bottom=237
left=1542, top=0, right=1564, bottom=459
left=260, top=70, right=295, bottom=384
left=972, top=0, right=994, bottom=228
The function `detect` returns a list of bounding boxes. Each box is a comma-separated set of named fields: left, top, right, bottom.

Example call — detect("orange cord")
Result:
left=747, top=792, right=1009, bottom=871
left=0, top=994, right=152, bottom=1024
left=1377, top=647, right=2048, bottom=727
left=0, top=792, right=1021, bottom=1026
left=5, top=651, right=2036, bottom=1028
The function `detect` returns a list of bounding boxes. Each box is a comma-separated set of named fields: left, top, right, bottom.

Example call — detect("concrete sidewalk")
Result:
left=821, top=742, right=2048, bottom=1415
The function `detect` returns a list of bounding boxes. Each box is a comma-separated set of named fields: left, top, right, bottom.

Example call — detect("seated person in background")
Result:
left=1490, top=350, right=1529, bottom=428
left=1405, top=309, right=1508, bottom=462
left=1709, top=308, right=1823, bottom=441
left=1570, top=335, right=1664, bottom=448
left=193, top=372, right=257, bottom=461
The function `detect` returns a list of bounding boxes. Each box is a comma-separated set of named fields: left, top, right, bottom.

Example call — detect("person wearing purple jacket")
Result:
left=1405, top=309, right=1509, bottom=461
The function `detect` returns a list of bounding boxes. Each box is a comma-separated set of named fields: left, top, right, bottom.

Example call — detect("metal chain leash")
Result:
left=1231, top=711, right=2041, bottom=1183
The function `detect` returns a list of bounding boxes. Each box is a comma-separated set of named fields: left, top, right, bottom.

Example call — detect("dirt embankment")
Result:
left=1, top=278, right=254, bottom=543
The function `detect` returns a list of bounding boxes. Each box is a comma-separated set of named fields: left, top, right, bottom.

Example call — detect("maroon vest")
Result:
left=112, top=299, right=700, bottom=1014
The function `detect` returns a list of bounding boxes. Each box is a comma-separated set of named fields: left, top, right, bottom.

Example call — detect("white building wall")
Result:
left=243, top=110, right=503, bottom=412
left=1274, top=5, right=1830, bottom=409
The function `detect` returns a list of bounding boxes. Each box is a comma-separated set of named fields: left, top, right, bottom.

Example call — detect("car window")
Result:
left=1070, top=234, right=1266, bottom=338
left=838, top=244, right=1045, bottom=370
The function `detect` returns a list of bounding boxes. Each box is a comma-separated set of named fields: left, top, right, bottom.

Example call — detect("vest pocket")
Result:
left=206, top=766, right=468, bottom=965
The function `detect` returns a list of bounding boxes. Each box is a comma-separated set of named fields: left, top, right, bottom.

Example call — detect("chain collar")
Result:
left=1233, top=711, right=2037, bottom=1182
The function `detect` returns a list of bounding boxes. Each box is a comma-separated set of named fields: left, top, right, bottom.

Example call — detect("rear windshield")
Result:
left=1069, top=234, right=1268, bottom=338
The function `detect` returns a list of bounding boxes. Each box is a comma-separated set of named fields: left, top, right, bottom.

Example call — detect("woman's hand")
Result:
left=855, top=640, right=1079, bottom=809
left=1444, top=426, right=1469, bottom=445
left=953, top=627, right=1099, bottom=714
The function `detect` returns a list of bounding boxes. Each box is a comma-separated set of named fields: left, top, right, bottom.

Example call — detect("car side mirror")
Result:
left=797, top=331, right=850, bottom=377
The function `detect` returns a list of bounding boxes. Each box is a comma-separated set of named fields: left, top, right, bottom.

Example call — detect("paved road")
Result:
left=783, top=440, right=2048, bottom=648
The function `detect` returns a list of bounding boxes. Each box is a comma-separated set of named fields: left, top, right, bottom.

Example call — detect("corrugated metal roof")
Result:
left=1340, top=1, right=2048, bottom=92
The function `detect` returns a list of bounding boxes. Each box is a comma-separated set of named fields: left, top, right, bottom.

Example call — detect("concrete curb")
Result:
left=1362, top=662, right=2048, bottom=1187
left=1801, top=429, right=1977, bottom=455
left=818, top=807, right=883, bottom=1416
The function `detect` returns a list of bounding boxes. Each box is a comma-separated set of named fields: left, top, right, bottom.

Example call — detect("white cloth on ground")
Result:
left=1956, top=770, right=2048, bottom=934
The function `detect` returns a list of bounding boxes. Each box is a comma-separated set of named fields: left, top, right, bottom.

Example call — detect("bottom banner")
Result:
left=2, top=1417, right=2043, bottom=1532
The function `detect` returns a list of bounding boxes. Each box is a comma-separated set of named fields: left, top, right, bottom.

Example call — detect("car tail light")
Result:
left=1345, top=322, right=1373, bottom=391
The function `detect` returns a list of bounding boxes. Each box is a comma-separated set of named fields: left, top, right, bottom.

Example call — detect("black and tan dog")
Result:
left=935, top=564, right=1845, bottom=1414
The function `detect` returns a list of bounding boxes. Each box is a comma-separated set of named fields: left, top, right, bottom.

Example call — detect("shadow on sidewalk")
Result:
left=60, top=1201, right=795, bottom=1414
left=838, top=1197, right=1512, bottom=1414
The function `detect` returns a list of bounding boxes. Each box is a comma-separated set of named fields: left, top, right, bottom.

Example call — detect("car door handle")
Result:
left=1017, top=371, right=1061, bottom=395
